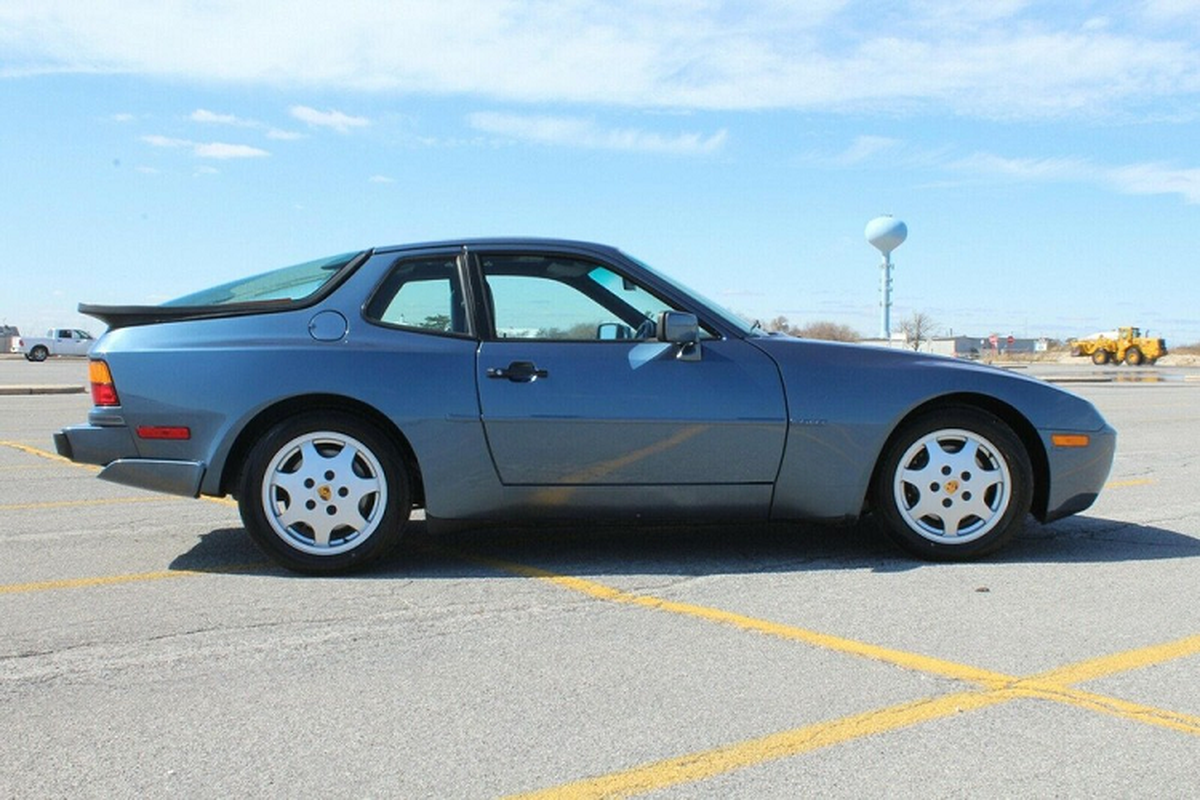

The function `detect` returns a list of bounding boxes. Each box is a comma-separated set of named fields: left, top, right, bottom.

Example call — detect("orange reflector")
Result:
left=88, top=360, right=112, bottom=384
left=89, top=360, right=120, bottom=407
left=137, top=426, right=191, bottom=441
left=1051, top=434, right=1090, bottom=448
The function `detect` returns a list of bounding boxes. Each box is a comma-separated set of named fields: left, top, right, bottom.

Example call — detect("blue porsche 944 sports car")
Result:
left=56, top=239, right=1115, bottom=573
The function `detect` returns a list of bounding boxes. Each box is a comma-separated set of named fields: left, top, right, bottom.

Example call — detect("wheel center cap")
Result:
left=317, top=485, right=333, bottom=501
left=944, top=479, right=960, bottom=495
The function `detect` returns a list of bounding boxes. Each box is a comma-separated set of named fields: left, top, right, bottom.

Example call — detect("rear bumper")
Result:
left=55, top=425, right=206, bottom=498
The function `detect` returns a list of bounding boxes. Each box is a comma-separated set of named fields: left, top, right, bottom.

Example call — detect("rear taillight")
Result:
left=89, top=360, right=120, bottom=406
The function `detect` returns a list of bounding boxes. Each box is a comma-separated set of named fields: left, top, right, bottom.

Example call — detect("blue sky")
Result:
left=3, top=1, right=1199, bottom=344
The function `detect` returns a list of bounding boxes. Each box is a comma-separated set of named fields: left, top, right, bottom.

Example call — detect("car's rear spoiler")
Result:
left=79, top=299, right=293, bottom=330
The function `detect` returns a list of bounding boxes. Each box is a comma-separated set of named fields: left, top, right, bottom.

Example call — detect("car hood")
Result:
left=749, top=336, right=1108, bottom=433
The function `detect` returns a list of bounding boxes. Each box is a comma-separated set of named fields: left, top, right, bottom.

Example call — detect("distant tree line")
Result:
left=764, top=316, right=861, bottom=342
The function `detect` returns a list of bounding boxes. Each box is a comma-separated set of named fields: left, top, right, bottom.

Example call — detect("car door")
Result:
left=65, top=330, right=93, bottom=356
left=473, top=250, right=787, bottom=487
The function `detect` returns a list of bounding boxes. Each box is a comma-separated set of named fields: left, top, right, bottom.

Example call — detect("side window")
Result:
left=479, top=254, right=699, bottom=341
left=364, top=256, right=469, bottom=335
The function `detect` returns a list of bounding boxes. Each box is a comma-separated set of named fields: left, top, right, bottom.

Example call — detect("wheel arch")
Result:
left=217, top=393, right=425, bottom=507
left=868, top=392, right=1050, bottom=521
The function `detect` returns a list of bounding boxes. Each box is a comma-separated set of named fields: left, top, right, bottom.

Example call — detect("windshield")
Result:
left=164, top=251, right=364, bottom=307
left=620, top=252, right=759, bottom=336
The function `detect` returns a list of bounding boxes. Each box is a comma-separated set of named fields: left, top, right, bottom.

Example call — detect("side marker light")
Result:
left=137, top=426, right=192, bottom=441
left=1051, top=434, right=1090, bottom=448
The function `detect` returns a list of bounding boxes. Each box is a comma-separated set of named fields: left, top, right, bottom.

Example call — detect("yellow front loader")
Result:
left=1069, top=327, right=1168, bottom=366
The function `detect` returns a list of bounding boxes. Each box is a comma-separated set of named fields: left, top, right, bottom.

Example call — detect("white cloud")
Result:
left=468, top=112, right=727, bottom=155
left=290, top=105, right=369, bottom=133
left=834, top=136, right=902, bottom=165
left=142, top=134, right=190, bottom=149
left=952, top=151, right=1200, bottom=204
left=949, top=153, right=1091, bottom=181
left=190, top=108, right=257, bottom=127
left=2, top=2, right=1199, bottom=120
left=266, top=128, right=303, bottom=140
left=1104, top=162, right=1200, bottom=203
left=141, top=134, right=268, bottom=159
left=194, top=142, right=269, bottom=159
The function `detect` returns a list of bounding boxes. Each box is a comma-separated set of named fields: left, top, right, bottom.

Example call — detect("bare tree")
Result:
left=898, top=311, right=938, bottom=351
left=765, top=316, right=861, bottom=341
left=795, top=321, right=861, bottom=342
left=765, top=315, right=794, bottom=334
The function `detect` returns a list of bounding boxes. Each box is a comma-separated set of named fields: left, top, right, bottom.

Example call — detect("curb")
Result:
left=1041, top=376, right=1114, bottom=384
left=0, top=385, right=86, bottom=396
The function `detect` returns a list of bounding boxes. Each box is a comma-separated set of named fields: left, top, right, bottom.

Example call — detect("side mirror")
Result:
left=657, top=311, right=699, bottom=344
left=597, top=322, right=634, bottom=340
left=657, top=311, right=701, bottom=361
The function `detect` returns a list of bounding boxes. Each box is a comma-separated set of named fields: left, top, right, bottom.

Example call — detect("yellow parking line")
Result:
left=0, top=562, right=269, bottom=595
left=0, top=496, right=175, bottom=512
left=507, top=691, right=1007, bottom=800
left=1007, top=683, right=1200, bottom=736
left=1105, top=478, right=1155, bottom=488
left=2, top=569, right=198, bottom=595
left=467, top=554, right=1200, bottom=797
left=0, top=440, right=87, bottom=467
left=0, top=440, right=237, bottom=508
left=450, top=550, right=1014, bottom=688
left=1033, top=633, right=1200, bottom=686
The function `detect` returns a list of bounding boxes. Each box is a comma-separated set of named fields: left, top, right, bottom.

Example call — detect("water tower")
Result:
left=865, top=215, right=907, bottom=340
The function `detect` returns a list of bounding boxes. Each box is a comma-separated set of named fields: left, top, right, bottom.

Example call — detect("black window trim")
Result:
left=465, top=249, right=720, bottom=343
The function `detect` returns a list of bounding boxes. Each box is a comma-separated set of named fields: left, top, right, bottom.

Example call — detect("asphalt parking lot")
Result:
left=2, top=357, right=1198, bottom=798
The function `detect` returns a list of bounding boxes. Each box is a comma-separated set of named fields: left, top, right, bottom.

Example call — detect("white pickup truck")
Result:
left=18, top=328, right=96, bottom=362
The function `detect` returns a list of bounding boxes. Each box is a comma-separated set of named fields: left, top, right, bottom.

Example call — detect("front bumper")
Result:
left=1040, top=423, right=1118, bottom=522
left=55, top=425, right=206, bottom=498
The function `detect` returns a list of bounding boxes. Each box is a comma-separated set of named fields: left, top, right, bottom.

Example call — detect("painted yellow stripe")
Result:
left=0, top=440, right=88, bottom=467
left=1031, top=633, right=1200, bottom=686
left=0, top=496, right=175, bottom=512
left=507, top=690, right=1006, bottom=800
left=1006, top=684, right=1200, bottom=736
left=463, top=552, right=1200, bottom=798
left=0, top=562, right=268, bottom=595
left=0, top=440, right=237, bottom=507
left=451, top=551, right=1014, bottom=688
left=1, top=569, right=196, bottom=595
left=1104, top=478, right=1155, bottom=488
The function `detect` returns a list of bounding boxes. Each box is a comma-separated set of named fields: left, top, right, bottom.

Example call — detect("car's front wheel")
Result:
left=873, top=407, right=1033, bottom=561
left=238, top=413, right=410, bottom=573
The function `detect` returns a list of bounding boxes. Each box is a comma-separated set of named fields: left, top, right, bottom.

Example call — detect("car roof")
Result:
left=371, top=238, right=624, bottom=257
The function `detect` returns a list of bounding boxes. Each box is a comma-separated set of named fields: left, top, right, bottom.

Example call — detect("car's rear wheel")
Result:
left=873, top=407, right=1032, bottom=561
left=28, top=345, right=48, bottom=362
left=1124, top=346, right=1144, bottom=366
left=238, top=413, right=409, bottom=573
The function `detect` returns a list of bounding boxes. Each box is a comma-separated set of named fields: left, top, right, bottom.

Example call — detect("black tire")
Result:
left=238, top=412, right=410, bottom=574
left=28, top=345, right=48, bottom=362
left=1124, top=347, right=1143, bottom=366
left=872, top=406, right=1033, bottom=561
left=1091, top=349, right=1109, bottom=366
